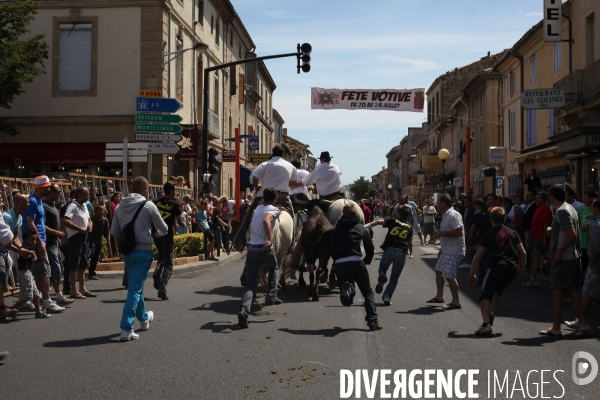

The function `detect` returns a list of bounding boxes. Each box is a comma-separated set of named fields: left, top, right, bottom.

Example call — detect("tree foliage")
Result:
left=349, top=176, right=371, bottom=201
left=0, top=0, right=49, bottom=136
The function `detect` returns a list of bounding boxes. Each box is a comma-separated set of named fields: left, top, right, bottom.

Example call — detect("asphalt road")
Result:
left=2, top=227, right=600, bottom=399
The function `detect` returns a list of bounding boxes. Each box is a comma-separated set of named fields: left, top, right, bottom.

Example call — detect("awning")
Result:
left=514, top=146, right=558, bottom=163
left=240, top=165, right=254, bottom=190
left=0, top=144, right=119, bottom=167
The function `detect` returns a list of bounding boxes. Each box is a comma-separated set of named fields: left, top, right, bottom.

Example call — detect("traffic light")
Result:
left=297, top=43, right=311, bottom=73
left=208, top=147, right=220, bottom=174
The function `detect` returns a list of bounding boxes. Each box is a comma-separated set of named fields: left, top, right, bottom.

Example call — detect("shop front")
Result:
left=0, top=143, right=126, bottom=179
left=551, top=124, right=600, bottom=193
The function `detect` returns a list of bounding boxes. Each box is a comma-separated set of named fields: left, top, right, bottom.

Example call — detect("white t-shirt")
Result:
left=423, top=205, right=436, bottom=223
left=64, top=200, right=90, bottom=238
left=249, top=204, right=280, bottom=246
left=227, top=199, right=236, bottom=216
left=302, top=161, right=343, bottom=197
left=440, top=208, right=465, bottom=255
left=291, top=169, right=310, bottom=196
left=0, top=213, right=14, bottom=247
left=250, top=156, right=298, bottom=197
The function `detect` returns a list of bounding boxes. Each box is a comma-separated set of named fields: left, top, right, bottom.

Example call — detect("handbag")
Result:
left=117, top=201, right=147, bottom=255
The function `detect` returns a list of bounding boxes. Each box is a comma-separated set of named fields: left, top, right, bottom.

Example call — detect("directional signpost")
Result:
left=105, top=142, right=148, bottom=162
left=136, top=133, right=182, bottom=142
left=134, top=96, right=183, bottom=161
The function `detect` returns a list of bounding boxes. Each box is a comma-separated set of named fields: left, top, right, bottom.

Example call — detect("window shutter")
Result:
left=531, top=110, right=537, bottom=144
left=238, top=73, right=244, bottom=103
left=549, top=109, right=555, bottom=137
left=526, top=110, right=531, bottom=146
left=509, top=108, right=516, bottom=150
left=59, top=24, right=92, bottom=91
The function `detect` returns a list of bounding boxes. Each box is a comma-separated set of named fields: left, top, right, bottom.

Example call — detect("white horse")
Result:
left=257, top=210, right=295, bottom=289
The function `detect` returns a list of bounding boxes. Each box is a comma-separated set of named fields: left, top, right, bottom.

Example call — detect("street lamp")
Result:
left=163, top=41, right=209, bottom=67
left=438, top=148, right=450, bottom=175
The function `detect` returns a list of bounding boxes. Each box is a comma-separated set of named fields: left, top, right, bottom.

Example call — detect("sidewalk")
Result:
left=3, top=250, right=245, bottom=297
left=96, top=250, right=245, bottom=280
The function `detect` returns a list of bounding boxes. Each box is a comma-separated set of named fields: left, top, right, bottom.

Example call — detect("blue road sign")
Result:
left=248, top=136, right=259, bottom=151
left=136, top=97, right=182, bottom=113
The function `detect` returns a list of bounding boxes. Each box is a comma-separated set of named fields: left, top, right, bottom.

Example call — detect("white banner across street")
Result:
left=311, top=87, right=425, bottom=112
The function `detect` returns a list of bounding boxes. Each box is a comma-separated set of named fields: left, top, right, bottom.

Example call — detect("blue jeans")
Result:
left=524, top=230, right=534, bottom=254
left=378, top=247, right=407, bottom=301
left=240, top=248, right=278, bottom=314
left=120, top=250, right=153, bottom=331
left=46, top=244, right=62, bottom=284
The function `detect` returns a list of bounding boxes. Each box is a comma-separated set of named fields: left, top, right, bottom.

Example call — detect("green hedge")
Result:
left=100, top=233, right=205, bottom=261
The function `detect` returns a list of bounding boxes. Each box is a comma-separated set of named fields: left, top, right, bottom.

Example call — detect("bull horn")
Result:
left=292, top=194, right=310, bottom=205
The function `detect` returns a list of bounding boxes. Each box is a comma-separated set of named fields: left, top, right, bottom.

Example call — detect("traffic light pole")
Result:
left=201, top=51, right=302, bottom=193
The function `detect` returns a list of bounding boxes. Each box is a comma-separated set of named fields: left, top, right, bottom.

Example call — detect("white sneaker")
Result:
left=522, top=278, right=538, bottom=287
left=120, top=329, right=139, bottom=341
left=18, top=301, right=36, bottom=312
left=458, top=263, right=471, bottom=269
left=139, top=311, right=154, bottom=331
left=44, top=301, right=65, bottom=313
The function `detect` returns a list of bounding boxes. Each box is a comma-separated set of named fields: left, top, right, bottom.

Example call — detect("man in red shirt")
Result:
left=523, top=193, right=553, bottom=287
left=360, top=199, right=373, bottom=239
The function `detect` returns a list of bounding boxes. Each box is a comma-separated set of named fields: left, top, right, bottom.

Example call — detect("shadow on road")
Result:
left=396, top=305, right=446, bottom=316
left=195, top=285, right=242, bottom=298
left=44, top=333, right=121, bottom=347
left=278, top=326, right=366, bottom=337
left=190, top=299, right=241, bottom=315
left=200, top=320, right=275, bottom=333
left=447, top=331, right=504, bottom=339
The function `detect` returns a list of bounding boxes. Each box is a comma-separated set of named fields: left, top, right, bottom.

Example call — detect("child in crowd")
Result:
left=11, top=231, right=48, bottom=318
left=178, top=204, right=189, bottom=235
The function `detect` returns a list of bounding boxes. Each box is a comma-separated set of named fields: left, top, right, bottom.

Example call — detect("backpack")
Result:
left=117, top=201, right=147, bottom=255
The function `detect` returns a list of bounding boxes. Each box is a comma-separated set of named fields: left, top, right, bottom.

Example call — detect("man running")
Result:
left=468, top=207, right=526, bottom=335
left=307, top=203, right=381, bottom=331
left=368, top=205, right=413, bottom=305
left=238, top=188, right=283, bottom=329
left=153, top=182, right=185, bottom=300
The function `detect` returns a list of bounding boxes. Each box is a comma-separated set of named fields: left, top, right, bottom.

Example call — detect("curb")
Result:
left=95, top=251, right=245, bottom=280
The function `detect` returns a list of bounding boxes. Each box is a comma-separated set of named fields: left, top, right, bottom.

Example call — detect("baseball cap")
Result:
left=34, top=175, right=51, bottom=189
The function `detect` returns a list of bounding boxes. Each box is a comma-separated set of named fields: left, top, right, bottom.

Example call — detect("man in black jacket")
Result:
left=307, top=203, right=381, bottom=331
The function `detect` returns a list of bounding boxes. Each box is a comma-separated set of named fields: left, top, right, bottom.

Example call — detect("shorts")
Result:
left=32, top=253, right=51, bottom=280
left=68, top=233, right=89, bottom=270
left=533, top=239, right=547, bottom=251
left=434, top=252, right=464, bottom=279
left=423, top=222, right=435, bottom=237
left=413, top=222, right=421, bottom=234
left=46, top=244, right=62, bottom=284
left=0, top=252, right=10, bottom=287
left=524, top=231, right=534, bottom=254
left=18, top=270, right=40, bottom=301
left=479, top=264, right=517, bottom=303
left=550, top=258, right=581, bottom=289
left=581, top=267, right=600, bottom=299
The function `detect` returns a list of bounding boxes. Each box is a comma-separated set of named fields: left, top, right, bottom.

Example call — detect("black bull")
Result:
left=287, top=207, right=333, bottom=301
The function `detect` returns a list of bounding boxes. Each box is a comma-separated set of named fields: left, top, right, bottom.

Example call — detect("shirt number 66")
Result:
left=389, top=227, right=409, bottom=239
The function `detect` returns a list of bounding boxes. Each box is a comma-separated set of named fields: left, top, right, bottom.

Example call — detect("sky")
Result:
left=233, top=0, right=546, bottom=185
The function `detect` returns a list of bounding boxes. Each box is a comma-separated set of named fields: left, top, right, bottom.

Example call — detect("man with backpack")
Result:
left=111, top=177, right=168, bottom=341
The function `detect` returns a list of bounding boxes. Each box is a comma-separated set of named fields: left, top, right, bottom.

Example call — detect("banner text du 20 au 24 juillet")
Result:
left=311, top=88, right=425, bottom=112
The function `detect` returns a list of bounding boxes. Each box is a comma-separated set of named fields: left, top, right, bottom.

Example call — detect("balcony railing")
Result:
left=554, top=58, right=600, bottom=106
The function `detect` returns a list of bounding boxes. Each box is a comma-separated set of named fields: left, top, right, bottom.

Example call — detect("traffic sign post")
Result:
left=105, top=142, right=148, bottom=163
left=136, top=133, right=182, bottom=142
